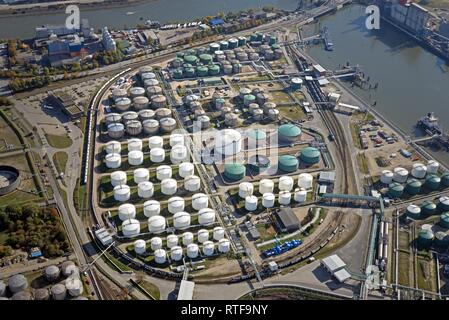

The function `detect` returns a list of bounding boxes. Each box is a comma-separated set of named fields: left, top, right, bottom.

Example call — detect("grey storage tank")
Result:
left=126, top=120, right=143, bottom=136
left=133, top=96, right=150, bottom=110
left=142, top=119, right=160, bottom=134
left=44, top=265, right=60, bottom=282
left=151, top=95, right=167, bottom=109
left=107, top=123, right=125, bottom=139
left=34, top=288, right=50, bottom=300
left=8, top=274, right=28, bottom=293
left=160, top=117, right=177, bottom=133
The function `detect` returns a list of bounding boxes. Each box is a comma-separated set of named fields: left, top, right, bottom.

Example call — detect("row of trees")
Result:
left=9, top=76, right=51, bottom=93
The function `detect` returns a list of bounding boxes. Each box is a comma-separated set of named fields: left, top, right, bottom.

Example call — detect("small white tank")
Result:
left=118, top=203, right=136, bottom=221
left=197, top=229, right=209, bottom=243
left=111, top=171, right=127, bottom=187
left=170, top=145, right=188, bottom=164
left=105, top=141, right=121, bottom=154
left=166, top=234, right=179, bottom=248
left=138, top=181, right=154, bottom=198
left=150, top=147, right=165, bottom=163
left=393, top=167, right=409, bottom=183
left=182, top=232, right=194, bottom=246
left=134, top=239, right=146, bottom=254
left=239, top=182, right=254, bottom=198
left=278, top=191, right=292, bottom=205
left=202, top=241, right=215, bottom=256
left=187, top=243, right=199, bottom=259
left=122, top=219, right=140, bottom=237
left=411, top=163, right=427, bottom=179
left=150, top=237, right=162, bottom=250
left=105, top=153, right=121, bottom=169
left=170, top=133, right=185, bottom=147
left=192, top=193, right=208, bottom=210
left=170, top=246, right=183, bottom=261
left=262, top=193, right=275, bottom=208
left=51, top=284, right=67, bottom=300
left=198, top=208, right=216, bottom=225
left=143, top=200, right=160, bottom=217
left=161, top=178, right=177, bottom=195
left=173, top=212, right=191, bottom=229
left=184, top=175, right=201, bottom=192
left=114, top=185, right=130, bottom=202
left=154, top=249, right=167, bottom=264
left=148, top=136, right=164, bottom=149
left=179, top=162, right=195, bottom=178
left=168, top=196, right=185, bottom=214
left=127, top=138, right=143, bottom=152
left=294, top=188, right=307, bottom=203
left=133, top=168, right=149, bottom=184
left=259, top=179, right=274, bottom=194
left=381, top=170, right=394, bottom=184
left=279, top=176, right=294, bottom=191
left=148, top=215, right=166, bottom=234
left=218, top=238, right=231, bottom=253
left=427, top=160, right=439, bottom=174
left=298, top=173, right=313, bottom=189
left=128, top=150, right=144, bottom=166
left=245, top=195, right=258, bottom=211
left=213, top=227, right=225, bottom=241
left=156, top=165, right=172, bottom=180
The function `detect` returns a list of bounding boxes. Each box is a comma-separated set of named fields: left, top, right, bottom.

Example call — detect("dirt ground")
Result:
left=193, top=256, right=241, bottom=280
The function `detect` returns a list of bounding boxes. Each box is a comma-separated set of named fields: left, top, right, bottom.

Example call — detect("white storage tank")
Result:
left=279, top=176, right=294, bottom=191
left=259, top=179, right=274, bottom=194
left=61, top=261, right=77, bottom=277
left=192, top=193, right=208, bottom=210
left=187, top=243, right=199, bottom=259
left=150, top=237, right=162, bottom=250
left=198, top=208, right=216, bottom=225
left=122, top=219, right=140, bottom=237
left=122, top=111, right=139, bottom=125
left=139, top=109, right=155, bottom=121
left=154, top=249, right=166, bottom=264
left=202, top=241, right=215, bottom=256
left=197, top=229, right=209, bottom=243
left=170, top=246, right=183, bottom=261
left=138, top=181, right=154, bottom=198
left=298, top=173, right=313, bottom=189
left=114, top=185, right=130, bottom=202
left=105, top=153, right=121, bottom=169
left=239, top=182, right=254, bottom=198
left=105, top=113, right=122, bottom=125
left=128, top=150, right=144, bottom=166
left=294, top=188, right=307, bottom=203
left=129, top=86, right=145, bottom=97
left=245, top=195, right=258, bottom=211
left=148, top=215, right=166, bottom=234
left=111, top=171, right=127, bottom=187
left=183, top=232, right=194, bottom=246
left=51, top=284, right=67, bottom=300
left=150, top=147, right=165, bottom=163
left=134, top=168, right=149, bottom=184
left=179, top=162, right=195, bottom=178
left=148, top=136, right=164, bottom=149
left=381, top=170, right=394, bottom=184
left=171, top=145, right=188, bottom=164
left=127, top=138, right=143, bottom=152
left=427, top=160, right=439, bottom=174
left=166, top=234, right=179, bottom=248
left=143, top=200, right=160, bottom=217
left=393, top=167, right=409, bottom=183
left=156, top=165, right=172, bottom=181
left=218, top=238, right=231, bottom=253
left=170, top=133, right=185, bottom=147
left=65, top=277, right=83, bottom=297
left=184, top=175, right=201, bottom=192
left=411, top=163, right=427, bottom=179
left=173, top=211, right=191, bottom=229
left=118, top=203, right=136, bottom=221
left=115, top=97, right=132, bottom=111
left=105, top=141, right=121, bottom=154
left=213, top=227, right=225, bottom=241
left=262, top=193, right=275, bottom=208
left=278, top=191, right=292, bottom=205
left=214, top=129, right=242, bottom=156
left=161, top=178, right=177, bottom=195
left=152, top=95, right=167, bottom=109
left=168, top=196, right=185, bottom=214
left=134, top=239, right=146, bottom=255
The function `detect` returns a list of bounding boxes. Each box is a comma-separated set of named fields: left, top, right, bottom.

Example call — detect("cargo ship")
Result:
left=321, top=26, right=334, bottom=51
left=417, top=112, right=442, bottom=135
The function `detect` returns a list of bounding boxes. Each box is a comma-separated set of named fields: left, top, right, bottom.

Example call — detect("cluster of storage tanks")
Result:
left=405, top=196, right=449, bottom=224
left=380, top=161, right=449, bottom=198
left=0, top=261, right=85, bottom=300
left=248, top=32, right=283, bottom=60
left=417, top=224, right=449, bottom=250
left=131, top=227, right=231, bottom=264
left=237, top=87, right=280, bottom=123
left=184, top=94, right=211, bottom=129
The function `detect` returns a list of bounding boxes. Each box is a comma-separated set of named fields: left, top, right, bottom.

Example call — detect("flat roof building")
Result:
left=318, top=171, right=336, bottom=184
left=178, top=280, right=195, bottom=300
left=47, top=92, right=83, bottom=119
left=321, top=254, right=351, bottom=283
left=274, top=207, right=300, bottom=233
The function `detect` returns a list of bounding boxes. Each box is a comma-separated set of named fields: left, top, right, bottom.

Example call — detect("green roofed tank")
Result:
left=197, top=66, right=209, bottom=77
left=224, top=163, right=246, bottom=181
left=438, top=196, right=449, bottom=212
left=173, top=68, right=183, bottom=79
left=441, top=172, right=449, bottom=187
left=405, top=179, right=422, bottom=196
left=278, top=155, right=299, bottom=173
left=250, top=34, right=258, bottom=42
left=199, top=54, right=213, bottom=64
left=440, top=212, right=449, bottom=229
left=209, top=64, right=220, bottom=76
left=268, top=36, right=277, bottom=45
left=425, top=174, right=441, bottom=191
left=388, top=182, right=404, bottom=198
left=434, top=231, right=449, bottom=248
left=176, top=51, right=185, bottom=58
left=421, top=200, right=437, bottom=216
left=256, top=33, right=263, bottom=41
left=417, top=229, right=434, bottom=249
left=243, top=94, right=256, bottom=106
left=247, top=129, right=267, bottom=147
left=278, top=124, right=301, bottom=143
left=406, top=204, right=421, bottom=220
left=238, top=36, right=247, bottom=46
left=185, top=68, right=196, bottom=78
left=300, top=147, right=320, bottom=165
left=183, top=55, right=198, bottom=65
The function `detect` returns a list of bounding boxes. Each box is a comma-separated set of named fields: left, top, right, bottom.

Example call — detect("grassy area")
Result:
left=103, top=251, right=133, bottom=272
left=270, top=90, right=293, bottom=104
left=357, top=152, right=369, bottom=175
left=0, top=116, right=22, bottom=148
left=138, top=280, right=160, bottom=300
left=349, top=122, right=362, bottom=149
left=417, top=255, right=436, bottom=292
left=351, top=111, right=375, bottom=123
left=398, top=251, right=410, bottom=287
left=239, top=286, right=343, bottom=300
left=277, top=105, right=306, bottom=121
left=45, top=133, right=73, bottom=149
left=52, top=151, right=68, bottom=174
left=399, top=231, right=410, bottom=250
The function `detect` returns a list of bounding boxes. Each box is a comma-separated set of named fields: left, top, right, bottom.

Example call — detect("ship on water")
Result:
left=417, top=112, right=442, bottom=135
left=321, top=26, right=333, bottom=51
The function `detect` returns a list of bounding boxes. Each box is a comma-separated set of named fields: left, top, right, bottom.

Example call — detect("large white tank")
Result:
left=138, top=181, right=154, bottom=198
left=170, top=246, right=183, bottom=261
left=393, top=167, right=409, bottom=183
left=127, top=138, right=143, bottom=152
left=156, top=165, right=172, bottom=180
left=184, top=175, right=201, bottom=192
left=114, top=185, right=130, bottom=202
left=187, top=243, right=199, bottom=259
left=115, top=97, right=131, bottom=111
left=61, top=261, right=78, bottom=277
left=148, top=136, right=164, bottom=149
left=173, top=212, right=191, bottom=229
left=179, top=162, right=195, bottom=178
left=411, top=163, right=427, bottom=179
left=105, top=113, right=122, bottom=125
left=197, top=229, right=209, bottom=243
left=259, top=179, right=274, bottom=194
left=171, top=145, right=188, bottom=164
left=105, top=153, right=121, bottom=169
left=213, top=227, right=225, bottom=241
left=380, top=170, right=394, bottom=184
left=239, top=182, right=254, bottom=198
left=122, top=111, right=139, bottom=124
left=218, top=238, right=231, bottom=253
left=51, top=284, right=67, bottom=300
left=148, top=215, right=166, bottom=234
left=111, top=171, right=127, bottom=187
left=154, top=249, right=167, bottom=264
left=198, top=208, right=216, bottom=225
left=183, top=232, right=194, bottom=246
left=278, top=191, right=292, bottom=205
left=134, top=239, right=146, bottom=254
left=192, top=193, right=209, bottom=210
left=215, top=129, right=242, bottom=156
left=128, top=150, right=144, bottom=166
left=279, top=176, right=294, bottom=191
left=170, top=133, right=185, bottom=147
left=122, top=219, right=140, bottom=237
left=118, top=203, right=136, bottom=221
left=8, top=275, right=28, bottom=294
left=150, top=237, right=162, bottom=250
left=143, top=200, right=160, bottom=217
left=161, top=178, right=177, bottom=195
left=298, top=173, right=313, bottom=189
left=166, top=234, right=179, bottom=248
left=133, top=168, right=149, bottom=184
left=262, top=193, right=275, bottom=208
left=105, top=141, right=121, bottom=154
left=168, top=196, right=185, bottom=214
left=427, top=160, right=439, bottom=174
left=294, top=188, right=307, bottom=203
left=150, top=147, right=165, bottom=163
left=202, top=241, right=215, bottom=256
left=245, top=195, right=258, bottom=211
left=130, top=86, right=145, bottom=98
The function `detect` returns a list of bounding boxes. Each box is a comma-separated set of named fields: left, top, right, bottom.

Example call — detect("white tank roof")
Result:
left=173, top=211, right=191, bottom=229
left=148, top=215, right=166, bottom=233
left=198, top=208, right=216, bottom=225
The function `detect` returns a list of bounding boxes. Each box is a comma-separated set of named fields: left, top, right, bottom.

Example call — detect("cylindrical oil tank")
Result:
left=434, top=231, right=449, bottom=248
left=122, top=111, right=139, bottom=124
left=114, top=185, right=130, bottom=202
left=121, top=219, right=140, bottom=237
left=278, top=124, right=302, bottom=143
left=263, top=102, right=276, bottom=114
left=142, top=119, right=159, bottom=135
left=170, top=246, right=183, bottom=261
left=279, top=176, right=294, bottom=191
left=111, top=170, right=127, bottom=187
left=239, top=182, right=254, bottom=198
left=199, top=53, right=213, bottom=64
left=133, top=96, right=149, bottom=110
left=150, top=147, right=165, bottom=163
left=161, top=178, right=177, bottom=195
left=223, top=64, right=233, bottom=74
left=183, top=55, right=198, bottom=65
left=112, top=88, right=127, bottom=100
left=238, top=36, right=247, bottom=46
left=148, top=136, right=163, bottom=149
left=300, top=147, right=320, bottom=165
left=148, top=215, right=166, bottom=234
left=425, top=174, right=441, bottom=191
left=34, top=288, right=50, bottom=301
left=150, top=237, right=163, bottom=250
left=171, top=145, right=188, bottom=164
left=118, top=203, right=136, bottom=221
left=166, top=234, right=179, bottom=249
left=11, top=291, right=32, bottom=300
left=154, top=249, right=166, bottom=264
left=127, top=138, right=143, bottom=152
left=170, top=133, right=185, bottom=147
left=197, top=66, right=209, bottom=77
left=388, top=182, right=404, bottom=199
left=245, top=195, right=258, bottom=211
left=218, top=238, right=231, bottom=253
left=256, top=93, right=270, bottom=105
left=208, top=64, right=220, bottom=76
left=262, top=193, right=275, bottom=208
left=160, top=117, right=176, bottom=133
left=202, top=241, right=215, bottom=256
left=183, top=232, right=194, bottom=246
left=134, top=239, right=146, bottom=255
left=404, top=178, right=421, bottom=195
left=440, top=212, right=449, bottom=229
left=187, top=243, right=199, bottom=259
left=66, top=276, right=84, bottom=297
left=51, top=284, right=67, bottom=300
left=418, top=229, right=434, bottom=249
left=278, top=191, right=292, bottom=205
left=224, top=113, right=238, bottom=127
left=105, top=113, right=122, bottom=125
left=411, top=163, right=427, bottom=179
left=168, top=196, right=185, bottom=214
left=129, top=86, right=145, bottom=98
left=197, top=229, right=209, bottom=243
left=294, top=188, right=307, bottom=203
left=126, top=120, right=142, bottom=136
left=141, top=72, right=156, bottom=81
left=179, top=162, right=194, bottom=178
left=213, top=227, right=225, bottom=241
left=278, top=155, right=299, bottom=173
left=128, top=150, right=144, bottom=166
left=156, top=165, right=172, bottom=181
left=107, top=123, right=125, bottom=139
left=133, top=168, right=149, bottom=183
left=224, top=163, right=246, bottom=181
left=144, top=200, right=160, bottom=217
left=258, top=179, right=274, bottom=195
left=393, top=167, right=409, bottom=183
left=44, top=265, right=60, bottom=282
left=248, top=103, right=260, bottom=114
left=115, top=97, right=131, bottom=112
left=198, top=208, right=216, bottom=225
left=243, top=94, right=256, bottom=107
left=138, top=181, right=154, bottom=198
left=61, top=261, right=77, bottom=277
left=144, top=78, right=159, bottom=88
left=291, top=77, right=303, bottom=90
left=192, top=193, right=209, bottom=211
left=151, top=95, right=167, bottom=109
left=105, top=140, right=121, bottom=155
left=197, top=115, right=211, bottom=129
left=184, top=175, right=201, bottom=192
left=406, top=204, right=421, bottom=220
left=220, top=40, right=229, bottom=50
left=438, top=196, right=449, bottom=212
left=155, top=107, right=172, bottom=120
left=380, top=170, right=394, bottom=184
left=105, top=153, right=121, bottom=169
left=215, top=129, right=242, bottom=156
left=239, top=88, right=251, bottom=99
left=267, top=108, right=280, bottom=121
left=442, top=172, right=449, bottom=187
left=233, top=63, right=242, bottom=73
left=298, top=173, right=313, bottom=189
left=421, top=200, right=437, bottom=216
left=427, top=160, right=440, bottom=174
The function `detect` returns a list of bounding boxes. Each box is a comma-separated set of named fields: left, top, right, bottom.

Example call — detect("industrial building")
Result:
left=274, top=207, right=300, bottom=233
left=321, top=254, right=351, bottom=283
left=47, top=92, right=84, bottom=119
